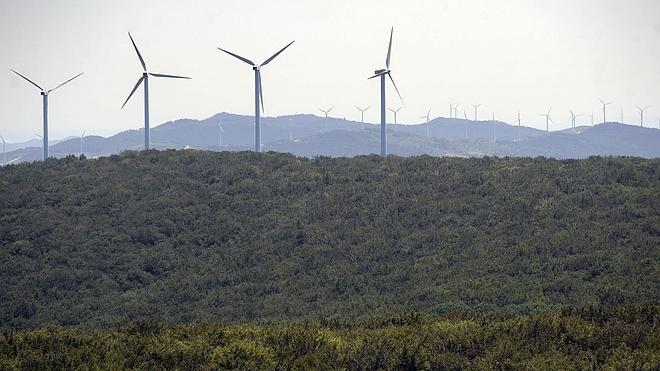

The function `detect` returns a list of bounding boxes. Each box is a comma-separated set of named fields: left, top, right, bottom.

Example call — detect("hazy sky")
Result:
left=1, top=0, right=659, bottom=141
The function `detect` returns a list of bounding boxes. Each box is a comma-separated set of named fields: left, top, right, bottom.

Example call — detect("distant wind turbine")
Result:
left=599, top=99, right=613, bottom=124
left=123, top=33, right=190, bottom=150
left=514, top=111, right=521, bottom=142
left=540, top=107, right=552, bottom=132
left=79, top=131, right=86, bottom=156
left=388, top=107, right=402, bottom=132
left=463, top=110, right=469, bottom=139
left=355, top=106, right=370, bottom=130
left=369, top=27, right=403, bottom=157
left=10, top=69, right=84, bottom=160
left=218, top=39, right=295, bottom=152
left=419, top=108, right=431, bottom=138
left=471, top=104, right=481, bottom=121
left=319, top=107, right=334, bottom=132
left=218, top=123, right=224, bottom=148
left=0, top=134, right=5, bottom=166
left=635, top=105, right=650, bottom=127
left=569, top=110, right=583, bottom=128
left=289, top=118, right=293, bottom=142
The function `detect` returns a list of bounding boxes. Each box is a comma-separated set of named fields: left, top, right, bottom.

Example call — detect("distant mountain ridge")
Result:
left=4, top=112, right=660, bottom=162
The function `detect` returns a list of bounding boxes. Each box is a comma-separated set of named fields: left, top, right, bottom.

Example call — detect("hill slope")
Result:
left=5, top=113, right=660, bottom=162
left=0, top=151, right=658, bottom=329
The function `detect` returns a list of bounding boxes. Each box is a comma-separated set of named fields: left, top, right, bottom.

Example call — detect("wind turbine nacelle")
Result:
left=374, top=69, right=387, bottom=75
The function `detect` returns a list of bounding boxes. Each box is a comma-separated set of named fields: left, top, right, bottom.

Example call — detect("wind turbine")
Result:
left=368, top=27, right=403, bottom=157
left=289, top=118, right=293, bottom=142
left=355, top=106, right=370, bottom=130
left=79, top=131, right=86, bottom=156
left=0, top=134, right=5, bottom=166
left=388, top=107, right=402, bottom=132
left=419, top=108, right=431, bottom=138
left=463, top=109, right=469, bottom=139
left=122, top=33, right=190, bottom=150
left=514, top=111, right=521, bottom=142
left=218, top=123, right=224, bottom=148
left=635, top=105, right=650, bottom=127
left=471, top=104, right=481, bottom=121
left=569, top=110, right=583, bottom=128
left=218, top=40, right=294, bottom=153
left=540, top=107, right=552, bottom=132
left=10, top=69, right=84, bottom=160
left=599, top=99, right=613, bottom=124
left=319, top=107, right=334, bottom=132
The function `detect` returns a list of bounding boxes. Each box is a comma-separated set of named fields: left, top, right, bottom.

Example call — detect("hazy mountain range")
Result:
left=3, top=113, right=660, bottom=163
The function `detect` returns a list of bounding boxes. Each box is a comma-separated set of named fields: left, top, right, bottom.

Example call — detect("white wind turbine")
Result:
left=599, top=99, right=614, bottom=124
left=540, top=107, right=552, bottom=132
left=419, top=108, right=431, bottom=138
left=79, top=131, right=86, bottom=156
left=218, top=123, right=224, bottom=148
left=388, top=107, right=402, bottom=132
left=569, top=110, right=583, bottom=128
left=635, top=105, right=650, bottom=127
left=514, top=111, right=521, bottom=142
left=0, top=134, right=5, bottom=166
left=218, top=40, right=295, bottom=152
left=471, top=104, right=481, bottom=121
left=122, top=33, right=190, bottom=150
left=319, top=107, right=334, bottom=132
left=369, top=27, right=403, bottom=156
left=355, top=106, right=370, bottom=130
left=10, top=69, right=84, bottom=160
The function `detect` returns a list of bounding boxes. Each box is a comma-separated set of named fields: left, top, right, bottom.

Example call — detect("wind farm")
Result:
left=1, top=2, right=659, bottom=368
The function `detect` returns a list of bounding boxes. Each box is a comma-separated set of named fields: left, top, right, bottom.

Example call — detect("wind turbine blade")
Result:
left=261, top=40, right=295, bottom=67
left=257, top=70, right=264, bottom=113
left=128, top=33, right=147, bottom=71
left=10, top=69, right=44, bottom=91
left=149, top=73, right=191, bottom=79
left=328, top=106, right=334, bottom=113
left=386, top=27, right=393, bottom=69
left=368, top=72, right=385, bottom=80
left=121, top=76, right=145, bottom=109
left=48, top=72, right=84, bottom=93
left=388, top=73, right=403, bottom=105
left=217, top=47, right=255, bottom=66
left=365, top=106, right=370, bottom=111
left=427, top=108, right=431, bottom=116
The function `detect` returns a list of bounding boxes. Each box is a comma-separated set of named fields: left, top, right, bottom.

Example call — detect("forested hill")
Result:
left=0, top=151, right=658, bottom=329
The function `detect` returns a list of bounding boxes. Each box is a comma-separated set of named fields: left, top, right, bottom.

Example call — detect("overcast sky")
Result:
left=1, top=0, right=659, bottom=141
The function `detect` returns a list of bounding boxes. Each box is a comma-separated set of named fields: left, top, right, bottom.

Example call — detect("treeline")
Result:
left=1, top=307, right=658, bottom=369
left=0, top=151, right=658, bottom=329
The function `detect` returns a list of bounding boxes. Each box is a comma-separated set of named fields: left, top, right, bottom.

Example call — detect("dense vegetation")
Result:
left=0, top=151, right=658, bottom=330
left=1, top=308, right=657, bottom=369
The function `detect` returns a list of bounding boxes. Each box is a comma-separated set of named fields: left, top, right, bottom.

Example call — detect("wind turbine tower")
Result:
left=599, top=99, right=613, bottom=124
left=355, top=106, right=370, bottom=130
left=79, top=131, right=86, bottom=156
left=289, top=118, right=293, bottom=142
left=0, top=134, right=5, bottom=166
left=471, top=104, right=481, bottom=121
left=319, top=107, right=334, bottom=132
left=540, top=107, right=552, bottom=132
left=419, top=108, right=431, bottom=138
left=635, top=105, right=650, bottom=127
left=368, top=27, right=403, bottom=157
left=123, top=33, right=190, bottom=150
left=10, top=69, right=83, bottom=160
left=218, top=39, right=295, bottom=152
left=219, top=123, right=224, bottom=148
left=514, top=111, right=521, bottom=142
left=388, top=107, right=402, bottom=132
left=463, top=110, right=469, bottom=139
